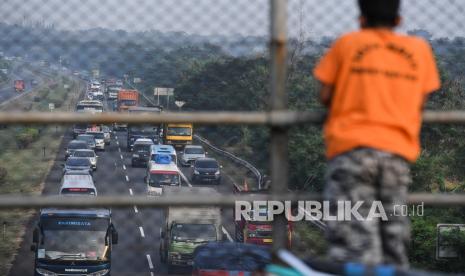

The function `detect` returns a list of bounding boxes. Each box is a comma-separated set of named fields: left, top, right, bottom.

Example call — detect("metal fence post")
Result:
left=270, top=0, right=289, bottom=252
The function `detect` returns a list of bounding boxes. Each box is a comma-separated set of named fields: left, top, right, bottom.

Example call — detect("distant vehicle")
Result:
left=180, top=145, right=206, bottom=166
left=31, top=208, right=118, bottom=276
left=163, top=123, right=193, bottom=149
left=192, top=158, right=222, bottom=185
left=145, top=161, right=180, bottom=196
left=71, top=149, right=98, bottom=170
left=192, top=242, right=271, bottom=276
left=92, top=90, right=104, bottom=101
left=126, top=106, right=163, bottom=151
left=65, top=140, right=89, bottom=160
left=14, top=80, right=25, bottom=92
left=160, top=187, right=222, bottom=271
left=149, top=145, right=177, bottom=165
left=62, top=157, right=92, bottom=175
left=30, top=79, right=39, bottom=86
left=76, top=100, right=103, bottom=113
left=117, top=89, right=139, bottom=112
left=101, top=125, right=112, bottom=145
left=86, top=131, right=105, bottom=151
left=59, top=173, right=97, bottom=196
left=76, top=134, right=96, bottom=150
left=131, top=138, right=154, bottom=167
left=115, top=80, right=123, bottom=86
left=233, top=187, right=293, bottom=248
left=106, top=85, right=121, bottom=99
left=72, top=123, right=88, bottom=139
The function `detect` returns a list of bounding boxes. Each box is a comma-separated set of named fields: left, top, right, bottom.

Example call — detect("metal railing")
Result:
left=1, top=0, right=465, bottom=259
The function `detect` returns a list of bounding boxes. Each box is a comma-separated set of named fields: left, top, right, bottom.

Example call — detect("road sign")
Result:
left=154, top=87, right=174, bottom=96
left=48, top=103, right=55, bottom=111
left=175, top=101, right=186, bottom=108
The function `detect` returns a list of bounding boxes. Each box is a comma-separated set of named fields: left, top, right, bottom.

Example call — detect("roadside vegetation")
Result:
left=0, top=77, right=82, bottom=275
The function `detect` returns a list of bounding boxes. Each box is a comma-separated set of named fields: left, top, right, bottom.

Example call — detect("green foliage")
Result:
left=15, top=127, right=40, bottom=149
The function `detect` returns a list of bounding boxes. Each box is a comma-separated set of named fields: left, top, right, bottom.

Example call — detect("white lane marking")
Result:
left=139, top=226, right=145, bottom=238
left=134, top=206, right=138, bottom=213
left=146, top=254, right=154, bottom=270
left=126, top=175, right=130, bottom=182
left=129, top=188, right=133, bottom=196
left=150, top=272, right=154, bottom=276
left=116, top=140, right=119, bottom=145
left=123, top=165, right=126, bottom=170
left=222, top=226, right=233, bottom=242
left=120, top=154, right=124, bottom=160
left=118, top=147, right=121, bottom=152
left=114, top=162, right=117, bottom=167
left=178, top=169, right=192, bottom=187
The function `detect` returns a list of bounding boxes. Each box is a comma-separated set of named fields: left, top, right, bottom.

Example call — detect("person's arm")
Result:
left=319, top=82, right=334, bottom=107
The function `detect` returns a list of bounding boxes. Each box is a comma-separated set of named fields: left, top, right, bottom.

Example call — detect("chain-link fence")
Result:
left=0, top=0, right=465, bottom=275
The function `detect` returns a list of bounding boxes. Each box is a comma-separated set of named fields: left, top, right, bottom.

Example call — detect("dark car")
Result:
left=131, top=138, right=154, bottom=167
left=62, top=157, right=92, bottom=175
left=192, top=158, right=222, bottom=185
left=72, top=123, right=88, bottom=139
left=192, top=242, right=271, bottom=276
left=65, top=140, right=89, bottom=160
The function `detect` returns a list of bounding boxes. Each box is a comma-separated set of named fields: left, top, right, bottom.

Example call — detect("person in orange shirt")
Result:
left=314, top=0, right=440, bottom=268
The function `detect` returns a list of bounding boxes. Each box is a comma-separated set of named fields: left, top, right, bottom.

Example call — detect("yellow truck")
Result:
left=163, top=123, right=193, bottom=149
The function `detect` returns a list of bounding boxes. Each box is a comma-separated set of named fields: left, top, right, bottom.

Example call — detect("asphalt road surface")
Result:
left=8, top=91, right=237, bottom=276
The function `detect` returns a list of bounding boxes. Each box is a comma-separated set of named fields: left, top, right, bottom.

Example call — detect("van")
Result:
left=145, top=162, right=180, bottom=196
left=59, top=173, right=97, bottom=196
left=149, top=145, right=177, bottom=165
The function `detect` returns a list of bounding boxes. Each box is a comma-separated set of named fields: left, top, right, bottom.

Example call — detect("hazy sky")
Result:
left=2, top=0, right=465, bottom=38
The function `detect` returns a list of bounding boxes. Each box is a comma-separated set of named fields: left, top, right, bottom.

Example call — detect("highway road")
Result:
left=8, top=89, right=238, bottom=276
left=0, top=62, right=48, bottom=104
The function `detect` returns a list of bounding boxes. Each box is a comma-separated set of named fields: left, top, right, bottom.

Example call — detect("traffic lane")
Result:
left=113, top=131, right=168, bottom=275
left=94, top=132, right=152, bottom=276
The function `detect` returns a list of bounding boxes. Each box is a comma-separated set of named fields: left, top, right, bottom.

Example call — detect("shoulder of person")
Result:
left=398, top=33, right=432, bottom=49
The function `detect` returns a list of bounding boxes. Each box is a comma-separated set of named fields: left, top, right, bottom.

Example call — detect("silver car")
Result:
left=86, top=131, right=105, bottom=151
left=181, top=145, right=206, bottom=166
left=71, top=149, right=98, bottom=170
left=76, top=134, right=96, bottom=150
left=101, top=125, right=112, bottom=145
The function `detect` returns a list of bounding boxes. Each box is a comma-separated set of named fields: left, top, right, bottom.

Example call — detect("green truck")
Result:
left=159, top=187, right=223, bottom=271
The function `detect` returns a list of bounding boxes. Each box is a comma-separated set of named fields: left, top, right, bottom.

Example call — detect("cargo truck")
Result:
left=163, top=123, right=193, bottom=149
left=159, top=187, right=223, bottom=272
left=117, top=89, right=139, bottom=112
left=31, top=208, right=118, bottom=276
left=14, top=80, right=25, bottom=92
left=234, top=185, right=292, bottom=248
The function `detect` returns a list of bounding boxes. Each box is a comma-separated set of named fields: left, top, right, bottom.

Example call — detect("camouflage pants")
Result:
left=324, top=148, right=411, bottom=268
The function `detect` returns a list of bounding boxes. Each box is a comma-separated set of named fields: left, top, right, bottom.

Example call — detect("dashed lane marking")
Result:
left=120, top=154, right=124, bottom=160
left=222, top=226, right=233, bottom=242
left=134, top=206, right=139, bottom=213
left=139, top=226, right=145, bottom=238
left=123, top=165, right=126, bottom=170
left=129, top=188, right=133, bottom=196
left=146, top=254, right=154, bottom=270
left=126, top=175, right=130, bottom=182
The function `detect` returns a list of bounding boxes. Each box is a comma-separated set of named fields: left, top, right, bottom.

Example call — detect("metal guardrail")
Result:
left=194, top=134, right=263, bottom=189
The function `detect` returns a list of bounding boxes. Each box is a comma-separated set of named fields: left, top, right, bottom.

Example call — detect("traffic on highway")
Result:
left=7, top=79, right=274, bottom=276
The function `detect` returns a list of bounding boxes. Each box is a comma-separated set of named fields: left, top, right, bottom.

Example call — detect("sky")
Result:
left=2, top=0, right=465, bottom=39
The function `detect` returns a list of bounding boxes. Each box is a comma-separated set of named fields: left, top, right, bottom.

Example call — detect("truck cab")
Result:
left=159, top=187, right=223, bottom=271
left=163, top=123, right=193, bottom=149
left=31, top=208, right=118, bottom=276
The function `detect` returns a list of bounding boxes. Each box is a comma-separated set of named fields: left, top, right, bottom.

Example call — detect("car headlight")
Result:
left=133, top=154, right=139, bottom=158
left=36, top=268, right=58, bottom=276
left=88, top=269, right=110, bottom=276
left=169, top=252, right=181, bottom=260
left=194, top=170, right=200, bottom=174
left=215, top=171, right=220, bottom=175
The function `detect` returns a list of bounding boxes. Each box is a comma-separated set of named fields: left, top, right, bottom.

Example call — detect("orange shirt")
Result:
left=314, top=29, right=440, bottom=162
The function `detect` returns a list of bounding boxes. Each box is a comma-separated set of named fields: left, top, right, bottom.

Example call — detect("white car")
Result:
left=180, top=145, right=206, bottom=166
left=86, top=131, right=105, bottom=151
left=71, top=149, right=98, bottom=170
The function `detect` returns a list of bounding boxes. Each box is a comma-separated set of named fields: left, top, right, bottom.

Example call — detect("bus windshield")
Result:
left=167, top=127, right=191, bottom=136
left=39, top=217, right=109, bottom=261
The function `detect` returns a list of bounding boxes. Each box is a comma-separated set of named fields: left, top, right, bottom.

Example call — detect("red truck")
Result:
left=117, top=89, right=139, bottom=111
left=14, top=80, right=25, bottom=92
left=233, top=185, right=292, bottom=248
